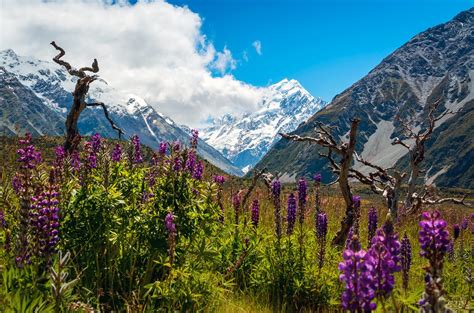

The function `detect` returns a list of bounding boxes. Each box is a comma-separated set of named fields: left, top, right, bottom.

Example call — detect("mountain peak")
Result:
left=0, top=49, right=19, bottom=61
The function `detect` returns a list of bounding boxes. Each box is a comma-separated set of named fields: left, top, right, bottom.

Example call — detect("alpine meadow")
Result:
left=0, top=1, right=473, bottom=312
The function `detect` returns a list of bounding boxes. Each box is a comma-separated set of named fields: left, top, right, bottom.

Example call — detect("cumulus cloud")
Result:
left=252, top=40, right=262, bottom=55
left=212, top=47, right=237, bottom=75
left=0, top=0, right=263, bottom=127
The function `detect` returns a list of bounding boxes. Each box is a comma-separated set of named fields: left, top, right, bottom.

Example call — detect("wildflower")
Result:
left=70, top=150, right=81, bottom=172
left=165, top=212, right=176, bottom=234
left=30, top=182, right=60, bottom=259
left=173, top=156, right=182, bottom=172
left=316, top=211, right=328, bottom=269
left=286, top=193, right=297, bottom=235
left=232, top=193, right=241, bottom=224
left=190, top=129, right=199, bottom=149
left=369, top=232, right=399, bottom=298
left=298, top=178, right=307, bottom=224
left=213, top=175, right=226, bottom=185
left=17, top=133, right=42, bottom=170
left=84, top=141, right=97, bottom=169
left=352, top=195, right=362, bottom=234
left=111, top=144, right=122, bottom=162
left=400, top=233, right=412, bottom=291
left=251, top=199, right=260, bottom=229
left=272, top=180, right=282, bottom=240
left=0, top=209, right=6, bottom=228
left=165, top=212, right=177, bottom=267
left=131, top=135, right=143, bottom=164
left=453, top=224, right=460, bottom=240
left=339, top=235, right=376, bottom=312
left=54, top=146, right=66, bottom=168
left=172, top=141, right=181, bottom=152
left=367, top=207, right=378, bottom=247
left=159, top=142, right=167, bottom=155
left=418, top=210, right=452, bottom=312
left=192, top=161, right=204, bottom=180
left=185, top=150, right=196, bottom=172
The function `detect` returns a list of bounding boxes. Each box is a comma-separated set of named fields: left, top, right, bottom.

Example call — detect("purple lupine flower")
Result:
left=165, top=212, right=176, bottom=233
left=316, top=211, right=328, bottom=269
left=17, top=133, right=42, bottom=169
left=173, top=156, right=182, bottom=172
left=159, top=142, right=167, bottom=155
left=12, top=175, right=22, bottom=194
left=84, top=141, right=97, bottom=169
left=379, top=218, right=401, bottom=265
left=316, top=211, right=328, bottom=240
left=251, top=199, right=260, bottom=229
left=401, top=233, right=412, bottom=290
left=298, top=178, right=307, bottom=222
left=313, top=172, right=322, bottom=182
left=172, top=141, right=181, bottom=152
left=339, top=236, right=376, bottom=312
left=30, top=184, right=60, bottom=259
left=131, top=135, right=143, bottom=164
left=460, top=218, right=468, bottom=231
left=272, top=180, right=282, bottom=240
left=367, top=207, right=378, bottom=248
left=453, top=224, right=460, bottom=240
left=190, top=129, right=199, bottom=149
left=369, top=233, right=399, bottom=298
left=70, top=150, right=81, bottom=172
left=91, top=133, right=102, bottom=152
left=185, top=150, right=196, bottom=173
left=192, top=161, right=204, bottom=180
left=352, top=195, right=362, bottom=235
left=54, top=146, right=66, bottom=168
left=286, top=193, right=297, bottom=235
left=418, top=210, right=451, bottom=311
left=111, top=144, right=122, bottom=162
left=165, top=212, right=177, bottom=267
left=0, top=209, right=6, bottom=228
left=232, top=193, right=241, bottom=224
left=213, top=175, right=226, bottom=185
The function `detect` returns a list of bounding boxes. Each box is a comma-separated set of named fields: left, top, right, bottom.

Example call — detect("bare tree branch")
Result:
left=86, top=102, right=125, bottom=139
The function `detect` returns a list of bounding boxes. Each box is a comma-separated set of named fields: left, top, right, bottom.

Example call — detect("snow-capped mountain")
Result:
left=200, top=79, right=326, bottom=172
left=0, top=49, right=243, bottom=176
left=257, top=8, right=474, bottom=188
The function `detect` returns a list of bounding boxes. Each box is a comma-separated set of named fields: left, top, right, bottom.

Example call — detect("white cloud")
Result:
left=252, top=40, right=262, bottom=55
left=242, top=50, right=249, bottom=62
left=212, top=47, right=237, bottom=75
left=0, top=0, right=263, bottom=127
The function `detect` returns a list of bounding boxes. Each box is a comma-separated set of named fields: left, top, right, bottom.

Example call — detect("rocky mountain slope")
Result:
left=256, top=8, right=474, bottom=188
left=0, top=49, right=243, bottom=176
left=201, top=79, right=326, bottom=173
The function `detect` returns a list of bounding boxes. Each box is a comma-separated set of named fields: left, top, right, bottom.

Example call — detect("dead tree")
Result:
left=50, top=41, right=124, bottom=153
left=349, top=153, right=407, bottom=220
left=392, top=98, right=454, bottom=211
left=280, top=118, right=360, bottom=246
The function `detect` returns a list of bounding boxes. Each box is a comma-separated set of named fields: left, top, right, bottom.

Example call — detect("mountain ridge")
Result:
left=255, top=8, right=474, bottom=188
left=0, top=49, right=244, bottom=176
left=200, top=78, right=326, bottom=172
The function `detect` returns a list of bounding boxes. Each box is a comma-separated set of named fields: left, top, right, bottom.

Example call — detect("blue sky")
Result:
left=164, top=0, right=472, bottom=101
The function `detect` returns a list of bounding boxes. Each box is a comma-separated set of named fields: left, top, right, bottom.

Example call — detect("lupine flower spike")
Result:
left=251, top=199, right=260, bottom=229
left=401, top=233, right=412, bottom=291
left=339, top=234, right=376, bottom=312
left=316, top=211, right=328, bottom=269
left=418, top=210, right=452, bottom=312
left=367, top=207, right=378, bottom=248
